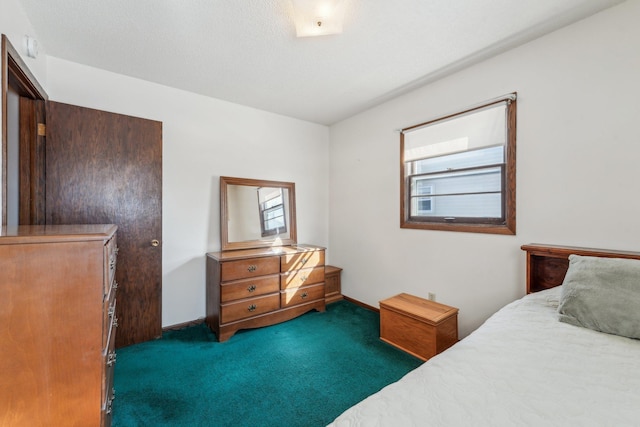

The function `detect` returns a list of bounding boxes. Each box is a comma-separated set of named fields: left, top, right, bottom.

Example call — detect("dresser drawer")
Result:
left=103, top=311, right=117, bottom=367
left=221, top=275, right=280, bottom=302
left=281, top=283, right=325, bottom=308
left=280, top=266, right=325, bottom=290
left=102, top=313, right=117, bottom=417
left=221, top=256, right=280, bottom=282
left=221, top=294, right=280, bottom=323
left=102, top=377, right=115, bottom=427
left=103, top=293, right=116, bottom=349
left=281, top=250, right=325, bottom=272
left=104, top=236, right=118, bottom=297
left=102, top=359, right=115, bottom=414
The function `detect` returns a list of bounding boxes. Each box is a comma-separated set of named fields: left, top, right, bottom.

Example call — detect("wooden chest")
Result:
left=380, top=293, right=458, bottom=361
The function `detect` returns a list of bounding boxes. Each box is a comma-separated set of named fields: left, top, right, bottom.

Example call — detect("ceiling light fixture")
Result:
left=291, top=0, right=346, bottom=37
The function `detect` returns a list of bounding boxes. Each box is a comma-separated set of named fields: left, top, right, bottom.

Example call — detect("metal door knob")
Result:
left=151, top=239, right=160, bottom=247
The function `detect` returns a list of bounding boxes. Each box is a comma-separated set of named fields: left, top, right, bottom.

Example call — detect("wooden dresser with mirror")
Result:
left=206, top=177, right=326, bottom=341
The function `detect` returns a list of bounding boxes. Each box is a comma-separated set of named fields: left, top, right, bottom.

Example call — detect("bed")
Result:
left=329, top=244, right=640, bottom=426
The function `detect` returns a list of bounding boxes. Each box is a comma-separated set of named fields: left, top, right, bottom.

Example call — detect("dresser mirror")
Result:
left=220, top=176, right=297, bottom=251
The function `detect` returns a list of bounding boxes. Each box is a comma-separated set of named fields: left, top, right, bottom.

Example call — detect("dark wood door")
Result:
left=45, top=101, right=162, bottom=347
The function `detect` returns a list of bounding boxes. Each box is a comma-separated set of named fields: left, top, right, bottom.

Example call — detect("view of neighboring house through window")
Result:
left=258, top=187, right=287, bottom=237
left=401, top=93, right=516, bottom=234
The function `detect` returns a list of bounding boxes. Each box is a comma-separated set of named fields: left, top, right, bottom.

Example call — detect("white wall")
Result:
left=329, top=0, right=640, bottom=337
left=44, top=57, right=330, bottom=328
left=0, top=0, right=47, bottom=84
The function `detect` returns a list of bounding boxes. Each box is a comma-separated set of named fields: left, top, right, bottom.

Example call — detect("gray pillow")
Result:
left=558, top=254, right=640, bottom=339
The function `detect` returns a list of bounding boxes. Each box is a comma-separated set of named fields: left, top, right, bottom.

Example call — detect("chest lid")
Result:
left=380, top=293, right=458, bottom=326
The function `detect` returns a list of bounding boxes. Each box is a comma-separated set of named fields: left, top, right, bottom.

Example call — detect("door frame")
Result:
left=1, top=34, right=48, bottom=225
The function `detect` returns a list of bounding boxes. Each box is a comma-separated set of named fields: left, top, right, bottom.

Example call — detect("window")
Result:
left=258, top=187, right=287, bottom=237
left=400, top=94, right=516, bottom=234
left=414, top=183, right=434, bottom=214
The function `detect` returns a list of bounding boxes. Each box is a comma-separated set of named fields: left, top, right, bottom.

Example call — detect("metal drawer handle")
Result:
left=113, top=316, right=119, bottom=328
left=301, top=257, right=309, bottom=265
left=300, top=275, right=308, bottom=282
left=107, top=351, right=117, bottom=366
left=247, top=284, right=257, bottom=292
left=301, top=292, right=308, bottom=299
left=248, top=304, right=257, bottom=312
left=247, top=265, right=257, bottom=272
left=106, top=389, right=115, bottom=414
left=113, top=281, right=118, bottom=291
left=108, top=303, right=115, bottom=318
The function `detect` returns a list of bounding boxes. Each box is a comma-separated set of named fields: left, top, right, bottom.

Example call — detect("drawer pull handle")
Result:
left=248, top=304, right=257, bottom=312
left=301, top=292, right=308, bottom=299
left=247, top=284, right=257, bottom=292
left=114, top=246, right=119, bottom=256
left=108, top=304, right=115, bottom=318
left=113, top=316, right=119, bottom=328
left=106, top=389, right=115, bottom=413
left=300, top=275, right=308, bottom=282
left=107, top=351, right=117, bottom=366
left=247, top=265, right=257, bottom=272
left=113, top=281, right=118, bottom=291
left=301, top=257, right=308, bottom=265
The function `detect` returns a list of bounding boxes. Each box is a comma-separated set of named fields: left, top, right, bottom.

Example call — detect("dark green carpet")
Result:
left=113, top=300, right=422, bottom=427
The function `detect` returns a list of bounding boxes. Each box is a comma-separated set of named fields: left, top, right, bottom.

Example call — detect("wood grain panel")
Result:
left=45, top=101, right=162, bottom=347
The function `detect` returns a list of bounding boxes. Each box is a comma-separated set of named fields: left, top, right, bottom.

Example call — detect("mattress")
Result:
left=329, top=288, right=640, bottom=426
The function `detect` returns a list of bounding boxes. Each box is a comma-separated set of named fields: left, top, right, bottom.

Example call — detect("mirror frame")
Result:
left=220, top=176, right=297, bottom=251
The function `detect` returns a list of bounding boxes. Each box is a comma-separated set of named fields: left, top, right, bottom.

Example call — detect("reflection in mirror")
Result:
left=226, top=184, right=290, bottom=242
left=221, top=177, right=297, bottom=251
left=257, top=187, right=287, bottom=237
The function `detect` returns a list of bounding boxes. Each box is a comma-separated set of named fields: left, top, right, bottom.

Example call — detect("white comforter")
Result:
left=329, top=288, right=640, bottom=427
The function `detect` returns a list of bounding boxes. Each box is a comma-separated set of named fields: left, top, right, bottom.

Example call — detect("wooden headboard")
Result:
left=521, top=244, right=640, bottom=293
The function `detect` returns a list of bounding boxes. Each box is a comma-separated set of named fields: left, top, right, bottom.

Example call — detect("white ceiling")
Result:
left=18, top=0, right=624, bottom=125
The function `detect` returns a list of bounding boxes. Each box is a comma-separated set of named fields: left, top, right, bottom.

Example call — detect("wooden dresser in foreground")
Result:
left=206, top=244, right=326, bottom=341
left=380, top=293, right=458, bottom=361
left=0, top=224, right=118, bottom=427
